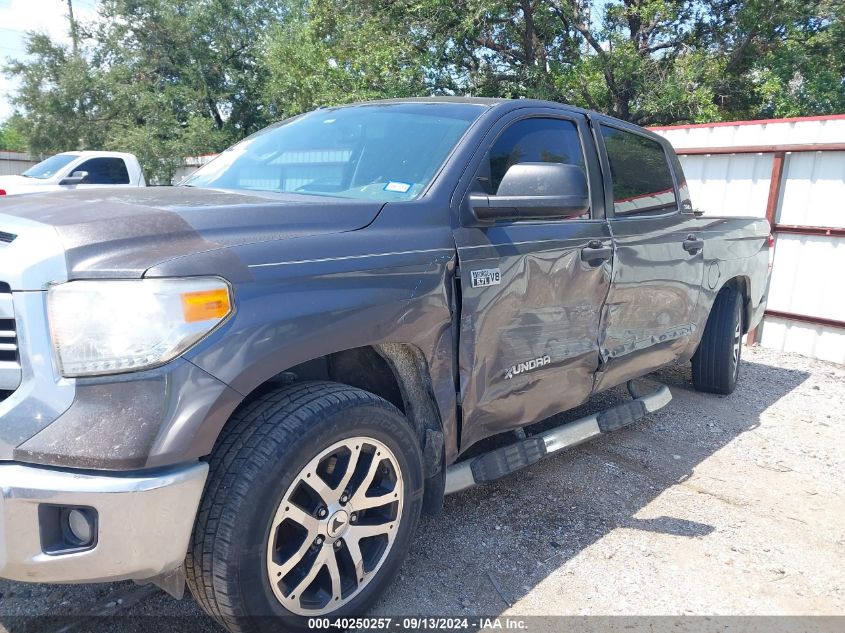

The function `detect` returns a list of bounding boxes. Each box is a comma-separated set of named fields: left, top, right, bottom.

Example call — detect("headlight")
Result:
left=48, top=277, right=232, bottom=377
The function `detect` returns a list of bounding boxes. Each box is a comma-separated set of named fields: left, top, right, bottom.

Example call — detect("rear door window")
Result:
left=600, top=125, right=677, bottom=215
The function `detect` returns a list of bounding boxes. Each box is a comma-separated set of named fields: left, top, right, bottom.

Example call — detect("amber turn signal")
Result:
left=181, top=288, right=231, bottom=323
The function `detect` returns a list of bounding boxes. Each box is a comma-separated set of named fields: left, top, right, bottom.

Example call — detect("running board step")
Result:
left=444, top=383, right=672, bottom=495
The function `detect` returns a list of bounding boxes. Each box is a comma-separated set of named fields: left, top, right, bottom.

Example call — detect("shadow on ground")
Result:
left=0, top=356, right=812, bottom=632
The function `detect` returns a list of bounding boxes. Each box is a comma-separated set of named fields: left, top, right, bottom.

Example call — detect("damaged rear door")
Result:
left=452, top=108, right=612, bottom=452
left=590, top=118, right=705, bottom=392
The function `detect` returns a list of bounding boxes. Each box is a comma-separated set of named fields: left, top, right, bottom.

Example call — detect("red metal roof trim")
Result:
left=649, top=113, right=845, bottom=131
left=773, top=224, right=845, bottom=238
left=764, top=309, right=845, bottom=330
left=674, top=142, right=845, bottom=155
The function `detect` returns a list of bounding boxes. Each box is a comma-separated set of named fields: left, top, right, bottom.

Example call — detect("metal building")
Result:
left=652, top=115, right=845, bottom=364
left=0, top=151, right=35, bottom=176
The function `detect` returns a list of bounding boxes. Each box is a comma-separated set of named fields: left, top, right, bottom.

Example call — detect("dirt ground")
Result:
left=0, top=345, right=843, bottom=632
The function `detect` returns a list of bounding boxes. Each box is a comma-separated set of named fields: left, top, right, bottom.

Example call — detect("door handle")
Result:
left=682, top=235, right=704, bottom=254
left=581, top=241, right=613, bottom=264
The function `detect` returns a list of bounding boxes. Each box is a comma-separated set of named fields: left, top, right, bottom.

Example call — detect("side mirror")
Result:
left=467, top=163, right=589, bottom=223
left=59, top=170, right=89, bottom=186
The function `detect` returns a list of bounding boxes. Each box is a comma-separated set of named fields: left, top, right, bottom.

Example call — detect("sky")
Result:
left=0, top=0, right=98, bottom=121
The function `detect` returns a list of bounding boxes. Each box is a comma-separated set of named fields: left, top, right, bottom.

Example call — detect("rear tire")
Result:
left=691, top=286, right=744, bottom=394
left=185, top=381, right=424, bottom=633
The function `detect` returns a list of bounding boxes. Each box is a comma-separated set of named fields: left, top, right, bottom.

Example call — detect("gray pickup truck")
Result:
left=0, top=98, right=770, bottom=631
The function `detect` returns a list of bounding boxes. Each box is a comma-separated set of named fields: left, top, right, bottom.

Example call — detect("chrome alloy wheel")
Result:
left=266, top=437, right=404, bottom=615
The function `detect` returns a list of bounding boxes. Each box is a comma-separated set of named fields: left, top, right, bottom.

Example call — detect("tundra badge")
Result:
left=505, top=355, right=551, bottom=379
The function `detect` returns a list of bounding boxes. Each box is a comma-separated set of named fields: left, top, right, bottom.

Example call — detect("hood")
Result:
left=0, top=186, right=384, bottom=281
left=0, top=175, right=45, bottom=195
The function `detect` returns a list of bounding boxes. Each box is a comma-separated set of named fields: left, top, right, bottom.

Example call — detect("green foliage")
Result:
left=5, top=33, right=106, bottom=157
left=366, top=0, right=841, bottom=125
left=705, top=0, right=844, bottom=118
left=745, top=0, right=844, bottom=117
left=263, top=1, right=430, bottom=118
left=3, top=0, right=842, bottom=179
left=5, top=0, right=289, bottom=182
left=0, top=115, right=28, bottom=152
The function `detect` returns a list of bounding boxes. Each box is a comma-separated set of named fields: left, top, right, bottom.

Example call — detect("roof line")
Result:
left=648, top=113, right=845, bottom=131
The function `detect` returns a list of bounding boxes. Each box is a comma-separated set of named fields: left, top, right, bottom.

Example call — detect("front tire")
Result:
left=186, top=381, right=424, bottom=633
left=691, top=286, right=744, bottom=394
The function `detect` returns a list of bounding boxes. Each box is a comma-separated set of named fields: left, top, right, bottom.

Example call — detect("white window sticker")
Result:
left=470, top=268, right=501, bottom=288
left=384, top=181, right=412, bottom=193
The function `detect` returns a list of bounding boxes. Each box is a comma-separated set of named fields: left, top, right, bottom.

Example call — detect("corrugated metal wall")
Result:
left=679, top=153, right=772, bottom=218
left=780, top=151, right=845, bottom=228
left=653, top=115, right=845, bottom=364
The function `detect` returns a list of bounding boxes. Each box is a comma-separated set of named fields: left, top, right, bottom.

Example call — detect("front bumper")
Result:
left=0, top=461, right=207, bottom=583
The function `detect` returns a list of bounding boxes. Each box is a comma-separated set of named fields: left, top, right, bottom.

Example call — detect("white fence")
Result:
left=653, top=115, right=845, bottom=364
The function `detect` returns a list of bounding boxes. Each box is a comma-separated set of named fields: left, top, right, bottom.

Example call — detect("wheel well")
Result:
left=248, top=345, right=443, bottom=438
left=236, top=344, right=446, bottom=514
left=285, top=346, right=407, bottom=414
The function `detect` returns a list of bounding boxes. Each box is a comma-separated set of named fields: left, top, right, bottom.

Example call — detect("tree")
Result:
left=353, top=0, right=724, bottom=124
left=90, top=0, right=293, bottom=181
left=4, top=0, right=842, bottom=178
left=0, top=115, right=28, bottom=152
left=5, top=0, right=291, bottom=182
left=5, top=33, right=106, bottom=157
left=262, top=1, right=430, bottom=119
left=339, top=0, right=843, bottom=124
left=709, top=0, right=845, bottom=118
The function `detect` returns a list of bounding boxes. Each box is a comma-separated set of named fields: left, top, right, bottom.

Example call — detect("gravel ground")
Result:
left=1, top=346, right=843, bottom=632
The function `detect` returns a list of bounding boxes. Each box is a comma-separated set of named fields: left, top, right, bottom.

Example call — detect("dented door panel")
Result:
left=588, top=115, right=706, bottom=394
left=594, top=212, right=705, bottom=392
left=454, top=221, right=612, bottom=451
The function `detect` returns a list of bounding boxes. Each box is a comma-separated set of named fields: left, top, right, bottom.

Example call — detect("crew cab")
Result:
left=0, top=150, right=145, bottom=196
left=0, top=98, right=769, bottom=632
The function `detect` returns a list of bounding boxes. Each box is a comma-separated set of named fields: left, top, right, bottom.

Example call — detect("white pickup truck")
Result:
left=0, top=151, right=146, bottom=196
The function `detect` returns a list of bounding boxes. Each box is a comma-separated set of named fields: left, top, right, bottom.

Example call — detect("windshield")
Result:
left=183, top=103, right=485, bottom=201
left=22, top=153, right=78, bottom=179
